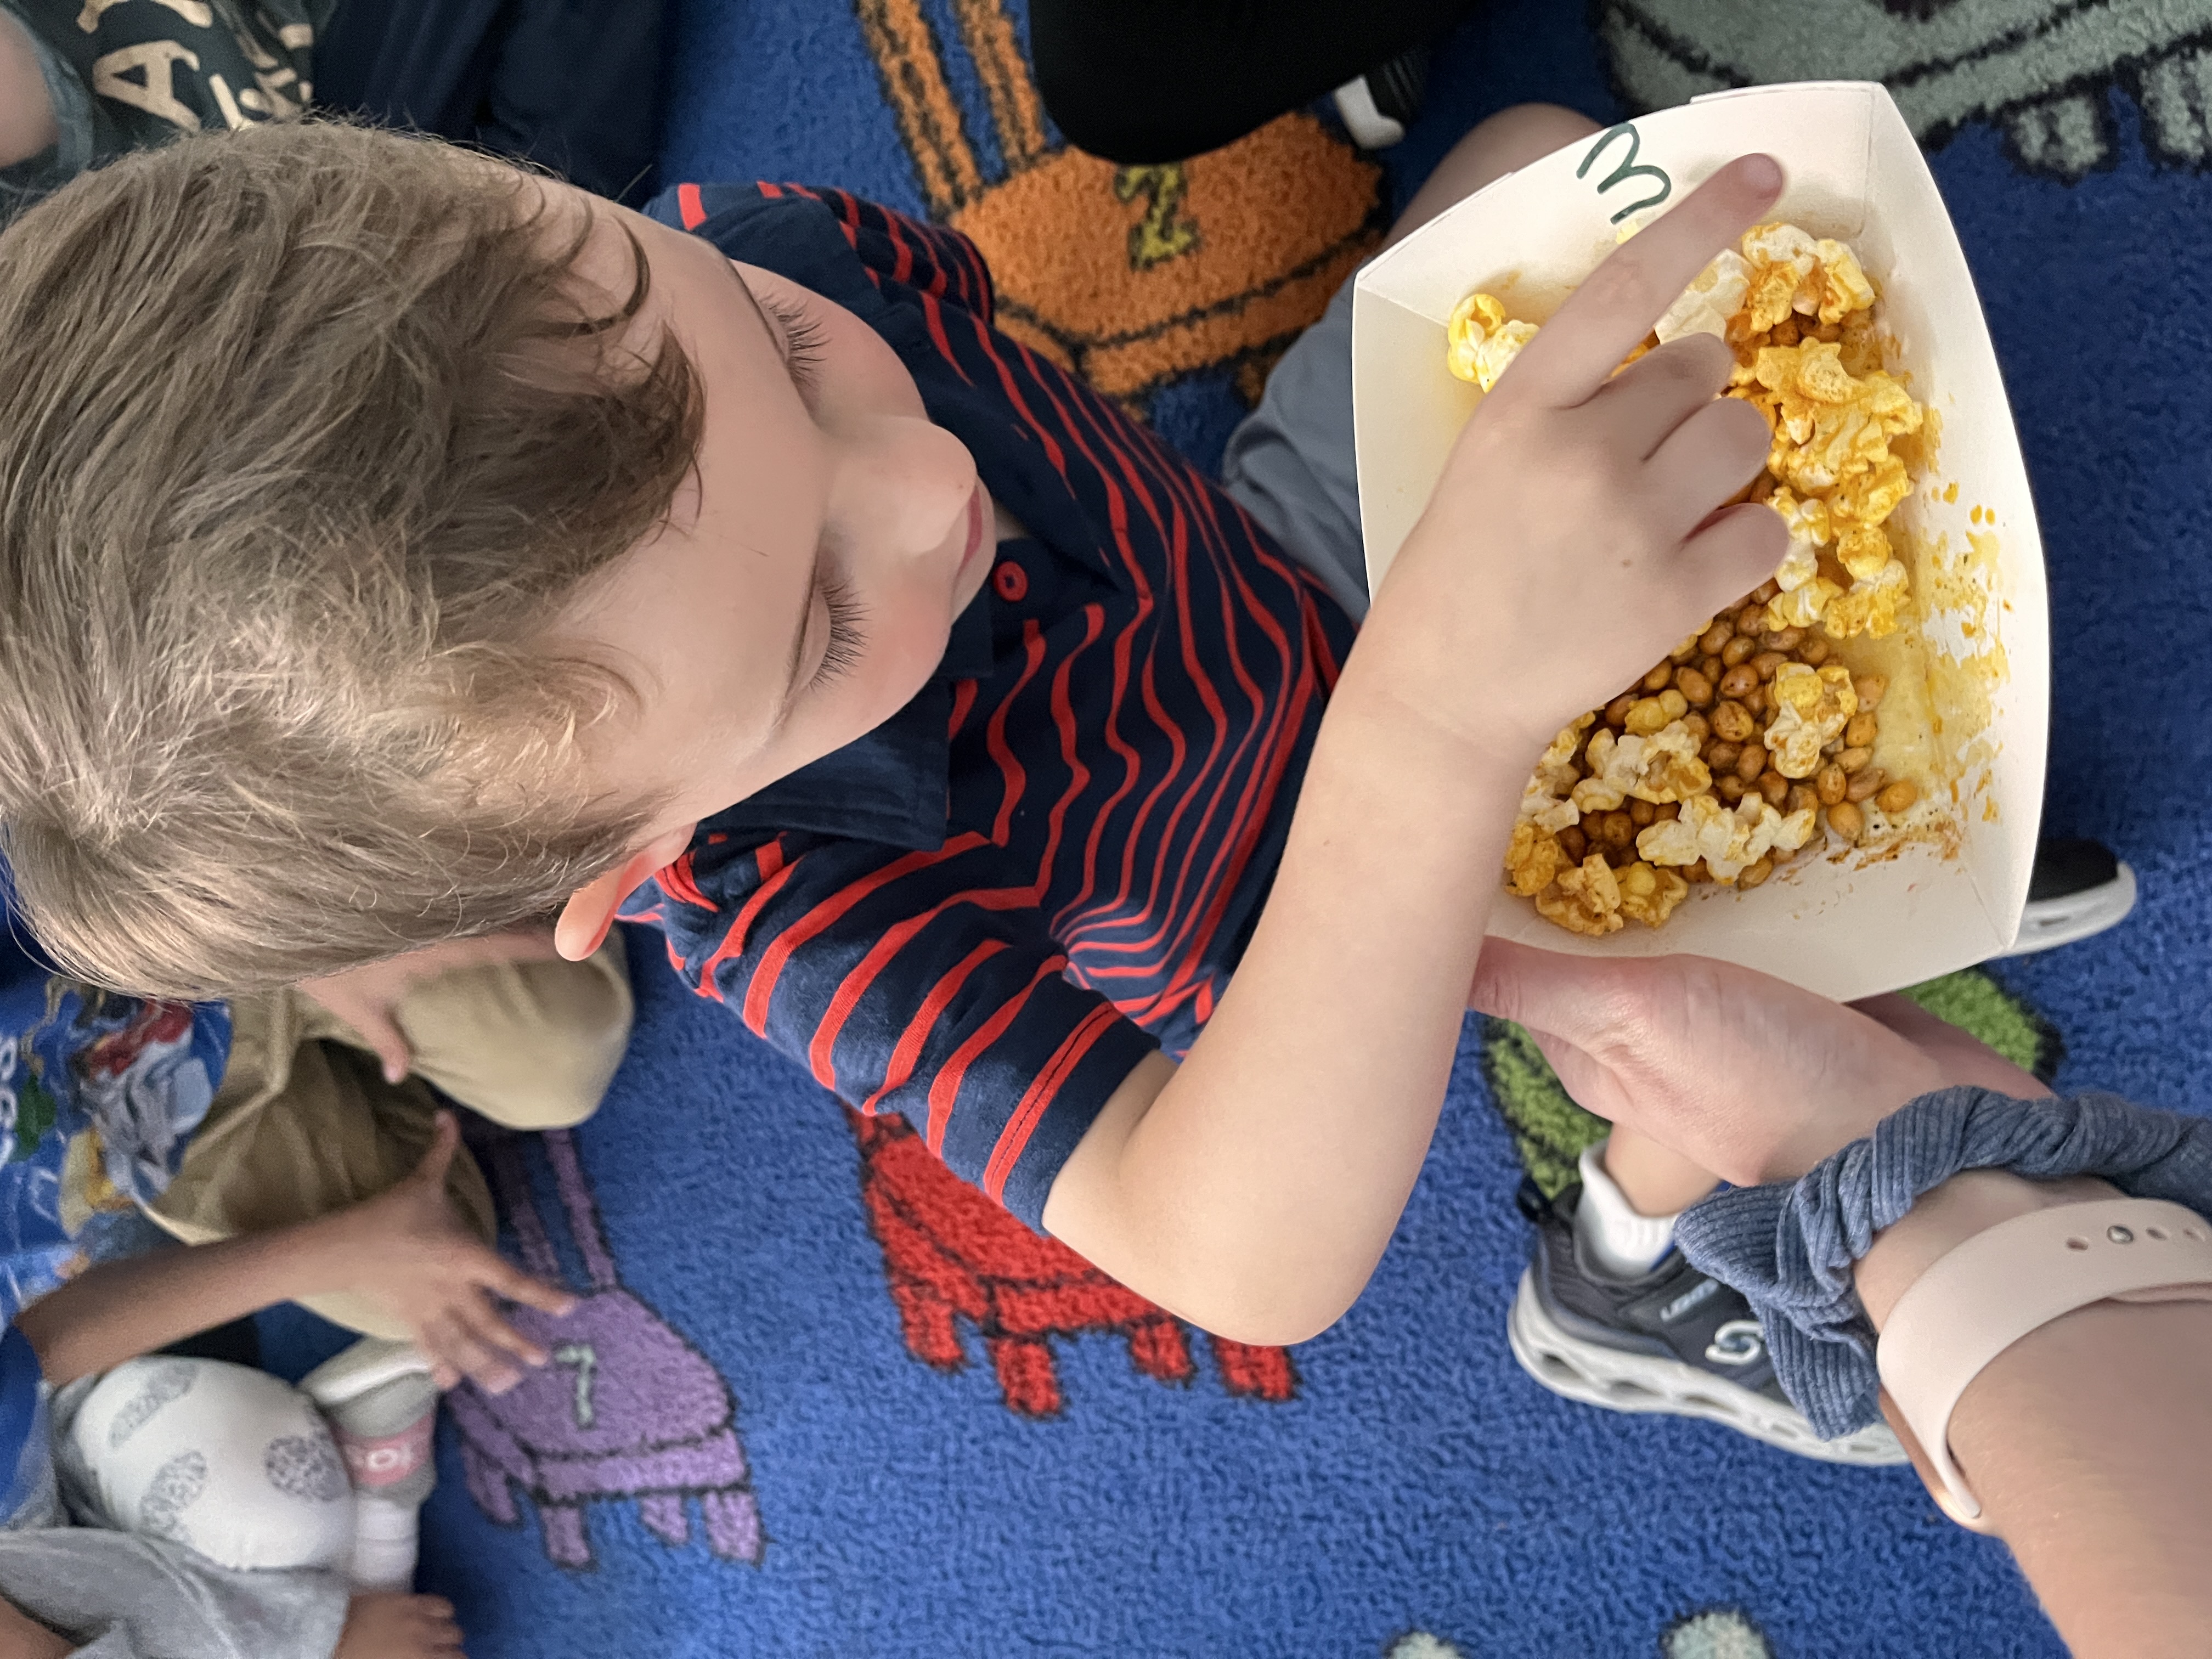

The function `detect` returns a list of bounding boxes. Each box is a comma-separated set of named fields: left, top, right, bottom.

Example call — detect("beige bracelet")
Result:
left=1876, top=1198, right=2212, bottom=1528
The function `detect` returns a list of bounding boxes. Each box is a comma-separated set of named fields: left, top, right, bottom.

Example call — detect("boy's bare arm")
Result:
left=16, top=1114, right=573, bottom=1391
left=1043, top=156, right=1790, bottom=1344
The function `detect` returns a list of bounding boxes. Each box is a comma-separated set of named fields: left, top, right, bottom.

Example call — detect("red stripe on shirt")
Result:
left=864, top=935, right=1008, bottom=1115
left=926, top=953, right=1066, bottom=1156
left=983, top=1000, right=1124, bottom=1201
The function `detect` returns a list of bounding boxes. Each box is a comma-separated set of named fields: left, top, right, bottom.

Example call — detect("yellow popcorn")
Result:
left=1616, top=860, right=1691, bottom=929
left=1446, top=291, right=1539, bottom=392
left=1655, top=249, right=1751, bottom=343
left=1504, top=821, right=1571, bottom=896
left=1638, top=793, right=1816, bottom=883
left=1822, top=558, right=1911, bottom=639
left=1572, top=723, right=1712, bottom=811
left=1764, top=662, right=1858, bottom=777
left=1534, top=854, right=1626, bottom=936
left=1811, top=239, right=1877, bottom=324
left=1520, top=716, right=1590, bottom=831
left=1740, top=222, right=1819, bottom=331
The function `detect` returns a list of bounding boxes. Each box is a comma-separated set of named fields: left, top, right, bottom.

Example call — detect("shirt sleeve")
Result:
left=623, top=827, right=1159, bottom=1229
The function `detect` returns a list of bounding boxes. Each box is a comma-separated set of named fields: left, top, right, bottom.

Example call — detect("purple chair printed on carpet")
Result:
left=445, top=1130, right=766, bottom=1571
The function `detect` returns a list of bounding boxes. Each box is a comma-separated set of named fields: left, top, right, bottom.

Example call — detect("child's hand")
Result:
left=326, top=1114, right=576, bottom=1392
left=1361, top=155, right=1790, bottom=766
left=334, top=1594, right=466, bottom=1659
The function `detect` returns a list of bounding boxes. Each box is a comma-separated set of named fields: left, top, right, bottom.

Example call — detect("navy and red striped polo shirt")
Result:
left=625, top=182, right=1357, bottom=1228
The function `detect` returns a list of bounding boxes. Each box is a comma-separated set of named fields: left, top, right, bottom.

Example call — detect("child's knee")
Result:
left=1475, top=102, right=1601, bottom=162
left=398, top=936, right=633, bottom=1130
left=61, top=1358, right=353, bottom=1572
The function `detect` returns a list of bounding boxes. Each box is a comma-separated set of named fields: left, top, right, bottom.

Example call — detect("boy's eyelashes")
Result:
left=759, top=292, right=827, bottom=395
left=810, top=571, right=867, bottom=689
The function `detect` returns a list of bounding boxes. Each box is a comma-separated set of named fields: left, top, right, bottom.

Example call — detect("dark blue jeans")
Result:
left=315, top=0, right=668, bottom=205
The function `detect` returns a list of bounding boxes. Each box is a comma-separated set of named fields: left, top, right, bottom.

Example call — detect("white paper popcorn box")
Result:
left=1352, top=82, right=2048, bottom=1001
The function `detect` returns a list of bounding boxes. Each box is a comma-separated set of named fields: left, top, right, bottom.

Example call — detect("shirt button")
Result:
left=993, top=560, right=1029, bottom=602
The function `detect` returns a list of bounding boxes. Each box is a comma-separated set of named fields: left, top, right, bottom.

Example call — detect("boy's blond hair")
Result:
left=0, top=123, right=702, bottom=997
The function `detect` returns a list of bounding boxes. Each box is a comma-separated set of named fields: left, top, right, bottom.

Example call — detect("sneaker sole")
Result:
left=1507, top=1268, right=1905, bottom=1466
left=1998, top=861, right=2137, bottom=957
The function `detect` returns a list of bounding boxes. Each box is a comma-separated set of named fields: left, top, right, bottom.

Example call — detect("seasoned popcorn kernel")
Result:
left=1445, top=291, right=1539, bottom=392
left=1535, top=855, right=1626, bottom=936
left=1764, top=662, right=1858, bottom=778
left=1504, top=821, right=1571, bottom=896
left=1571, top=724, right=1712, bottom=812
left=1616, top=860, right=1691, bottom=928
left=1637, top=792, right=1816, bottom=884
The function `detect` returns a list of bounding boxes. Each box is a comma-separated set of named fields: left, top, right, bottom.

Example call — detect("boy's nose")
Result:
left=830, top=417, right=976, bottom=562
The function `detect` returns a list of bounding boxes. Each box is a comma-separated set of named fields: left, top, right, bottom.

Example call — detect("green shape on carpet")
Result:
left=1479, top=966, right=2062, bottom=1196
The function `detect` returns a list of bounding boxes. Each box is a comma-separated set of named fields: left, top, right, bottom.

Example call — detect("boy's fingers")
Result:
left=1593, top=331, right=1735, bottom=458
left=431, top=1318, right=521, bottom=1394
left=1506, top=154, right=1784, bottom=407
left=1470, top=940, right=1671, bottom=1058
left=1643, top=396, right=1776, bottom=541
left=1676, top=498, right=1790, bottom=612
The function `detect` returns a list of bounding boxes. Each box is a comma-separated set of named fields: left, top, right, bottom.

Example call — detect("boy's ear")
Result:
left=556, top=823, right=698, bottom=960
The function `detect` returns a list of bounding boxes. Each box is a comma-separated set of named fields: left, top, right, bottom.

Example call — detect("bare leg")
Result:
left=1600, top=1127, right=1721, bottom=1215
left=1383, top=103, right=1600, bottom=249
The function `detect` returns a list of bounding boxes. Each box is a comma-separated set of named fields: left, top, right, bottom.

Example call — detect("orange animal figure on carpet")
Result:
left=848, top=1109, right=1297, bottom=1416
left=855, top=0, right=1383, bottom=402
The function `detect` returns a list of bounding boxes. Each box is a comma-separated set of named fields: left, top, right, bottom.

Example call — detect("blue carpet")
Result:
left=261, top=3, right=2212, bottom=1654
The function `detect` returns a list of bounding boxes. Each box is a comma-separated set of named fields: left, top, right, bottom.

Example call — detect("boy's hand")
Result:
left=1363, top=155, right=1790, bottom=765
left=325, top=1114, right=576, bottom=1392
left=298, top=929, right=565, bottom=1084
left=334, top=1594, right=466, bottom=1659
left=1468, top=940, right=2046, bottom=1186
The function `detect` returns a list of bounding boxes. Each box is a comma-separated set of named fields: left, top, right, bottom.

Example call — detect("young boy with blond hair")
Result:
left=0, top=109, right=1791, bottom=1374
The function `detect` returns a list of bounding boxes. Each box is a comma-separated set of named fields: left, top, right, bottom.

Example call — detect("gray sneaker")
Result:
left=1510, top=1181, right=1904, bottom=1466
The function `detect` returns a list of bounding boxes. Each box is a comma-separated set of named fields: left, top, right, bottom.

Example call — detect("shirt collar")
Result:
left=698, top=582, right=996, bottom=849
